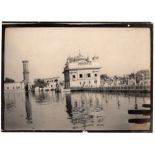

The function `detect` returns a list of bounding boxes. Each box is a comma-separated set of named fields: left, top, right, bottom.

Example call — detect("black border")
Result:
left=1, top=22, right=153, bottom=133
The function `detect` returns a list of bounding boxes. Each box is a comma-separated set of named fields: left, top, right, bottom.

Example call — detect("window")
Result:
left=55, top=79, right=58, bottom=82
left=79, top=74, right=83, bottom=78
left=87, top=73, right=91, bottom=78
left=95, top=73, right=97, bottom=77
left=72, top=75, right=76, bottom=79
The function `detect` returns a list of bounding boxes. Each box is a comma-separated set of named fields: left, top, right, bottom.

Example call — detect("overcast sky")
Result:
left=4, top=27, right=150, bottom=82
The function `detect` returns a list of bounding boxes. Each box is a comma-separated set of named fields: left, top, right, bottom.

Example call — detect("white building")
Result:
left=63, top=53, right=101, bottom=89
left=42, top=77, right=61, bottom=91
left=4, top=82, right=25, bottom=92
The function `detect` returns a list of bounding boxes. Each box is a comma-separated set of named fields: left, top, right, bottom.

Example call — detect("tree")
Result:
left=100, top=74, right=109, bottom=80
left=4, top=77, right=15, bottom=83
left=129, top=73, right=135, bottom=79
left=34, top=79, right=47, bottom=88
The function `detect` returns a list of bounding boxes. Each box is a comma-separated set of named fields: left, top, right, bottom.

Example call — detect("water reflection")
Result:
left=5, top=93, right=16, bottom=112
left=116, top=95, right=120, bottom=110
left=31, top=91, right=65, bottom=105
left=25, top=92, right=32, bottom=124
left=33, top=92, right=50, bottom=104
left=117, top=100, right=120, bottom=110
left=65, top=93, right=104, bottom=130
left=55, top=93, right=60, bottom=102
left=65, top=93, right=73, bottom=118
left=4, top=91, right=151, bottom=131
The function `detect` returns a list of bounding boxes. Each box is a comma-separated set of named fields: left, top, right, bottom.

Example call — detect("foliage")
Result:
left=100, top=74, right=109, bottom=80
left=34, top=79, right=47, bottom=88
left=4, top=77, right=15, bottom=83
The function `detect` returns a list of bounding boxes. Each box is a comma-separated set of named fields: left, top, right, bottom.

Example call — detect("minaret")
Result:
left=22, top=60, right=29, bottom=85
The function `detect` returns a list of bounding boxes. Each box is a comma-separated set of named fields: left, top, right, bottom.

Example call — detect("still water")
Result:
left=4, top=91, right=151, bottom=131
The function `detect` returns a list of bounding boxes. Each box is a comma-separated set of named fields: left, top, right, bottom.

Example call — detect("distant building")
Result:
left=4, top=82, right=25, bottom=92
left=4, top=60, right=31, bottom=92
left=34, top=77, right=62, bottom=91
left=63, top=53, right=101, bottom=89
left=136, top=69, right=150, bottom=86
left=43, top=77, right=61, bottom=90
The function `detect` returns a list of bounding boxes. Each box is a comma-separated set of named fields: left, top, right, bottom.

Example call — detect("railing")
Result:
left=70, top=85, right=151, bottom=93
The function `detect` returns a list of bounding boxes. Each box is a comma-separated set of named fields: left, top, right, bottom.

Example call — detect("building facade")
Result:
left=34, top=77, right=62, bottom=91
left=43, top=77, right=61, bottom=90
left=136, top=69, right=150, bottom=86
left=4, top=82, right=25, bottom=92
left=63, top=54, right=101, bottom=89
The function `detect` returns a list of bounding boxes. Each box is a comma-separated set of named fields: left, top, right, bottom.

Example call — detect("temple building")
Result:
left=63, top=53, right=101, bottom=89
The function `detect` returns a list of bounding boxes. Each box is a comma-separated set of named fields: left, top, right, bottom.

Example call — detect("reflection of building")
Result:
left=33, top=91, right=50, bottom=103
left=25, top=92, right=32, bottom=123
left=63, top=54, right=101, bottom=89
left=65, top=93, right=104, bottom=129
left=4, top=82, right=25, bottom=91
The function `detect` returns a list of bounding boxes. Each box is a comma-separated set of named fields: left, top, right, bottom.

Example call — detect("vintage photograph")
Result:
left=1, top=22, right=153, bottom=132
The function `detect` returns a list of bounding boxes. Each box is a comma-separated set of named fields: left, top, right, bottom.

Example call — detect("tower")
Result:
left=22, top=60, right=29, bottom=85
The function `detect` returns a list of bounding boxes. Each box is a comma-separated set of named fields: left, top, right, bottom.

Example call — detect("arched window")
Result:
left=87, top=73, right=91, bottom=78
left=79, top=74, right=83, bottom=78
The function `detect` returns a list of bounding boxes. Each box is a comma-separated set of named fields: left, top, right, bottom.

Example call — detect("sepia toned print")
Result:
left=1, top=22, right=153, bottom=132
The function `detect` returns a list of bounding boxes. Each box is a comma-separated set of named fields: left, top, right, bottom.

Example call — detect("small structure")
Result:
left=63, top=53, right=101, bottom=90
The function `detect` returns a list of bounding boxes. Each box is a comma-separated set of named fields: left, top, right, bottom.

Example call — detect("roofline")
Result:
left=64, top=67, right=101, bottom=71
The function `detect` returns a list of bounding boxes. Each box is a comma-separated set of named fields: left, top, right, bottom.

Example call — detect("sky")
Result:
left=4, top=27, right=151, bottom=82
